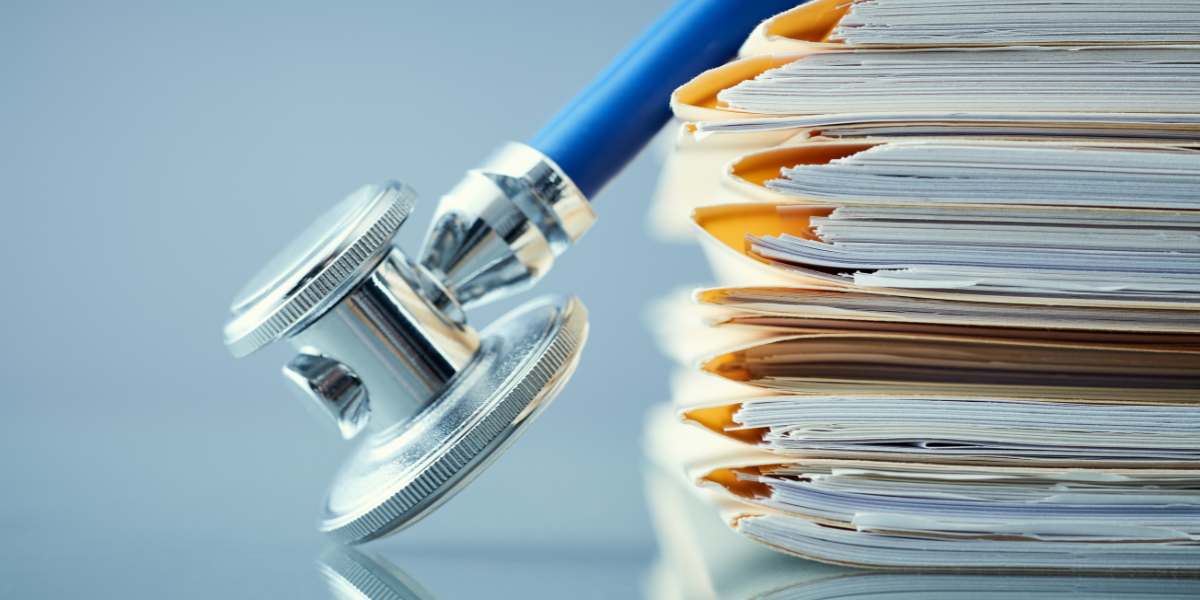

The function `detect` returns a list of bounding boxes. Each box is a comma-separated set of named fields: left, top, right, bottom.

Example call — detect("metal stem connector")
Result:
left=285, top=248, right=479, bottom=437
left=418, top=142, right=596, bottom=309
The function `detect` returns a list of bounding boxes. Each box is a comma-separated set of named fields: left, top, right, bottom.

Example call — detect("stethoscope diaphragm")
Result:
left=317, top=293, right=586, bottom=542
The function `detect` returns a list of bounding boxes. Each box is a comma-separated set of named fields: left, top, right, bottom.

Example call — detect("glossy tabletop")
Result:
left=4, top=2, right=1197, bottom=599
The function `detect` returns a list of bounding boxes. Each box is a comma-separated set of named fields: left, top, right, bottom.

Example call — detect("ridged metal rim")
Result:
left=318, top=295, right=588, bottom=543
left=224, top=183, right=415, bottom=358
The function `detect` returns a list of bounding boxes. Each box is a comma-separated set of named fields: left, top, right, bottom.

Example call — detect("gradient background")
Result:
left=0, top=1, right=715, bottom=597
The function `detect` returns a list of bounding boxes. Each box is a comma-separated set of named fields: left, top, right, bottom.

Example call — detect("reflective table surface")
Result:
left=3, top=2, right=1198, bottom=598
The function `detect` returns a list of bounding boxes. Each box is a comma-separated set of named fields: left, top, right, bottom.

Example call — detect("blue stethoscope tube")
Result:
left=527, top=0, right=803, bottom=200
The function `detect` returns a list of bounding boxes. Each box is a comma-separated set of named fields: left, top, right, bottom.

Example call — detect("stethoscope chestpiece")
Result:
left=224, top=148, right=590, bottom=542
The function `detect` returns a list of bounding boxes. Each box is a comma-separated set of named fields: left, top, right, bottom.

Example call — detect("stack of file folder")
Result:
left=644, top=406, right=1200, bottom=595
left=645, top=0, right=1200, bottom=571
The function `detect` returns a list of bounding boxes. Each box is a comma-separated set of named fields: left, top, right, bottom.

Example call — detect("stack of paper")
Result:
left=649, top=280, right=1200, bottom=569
left=645, top=0, right=1200, bottom=571
left=700, top=286, right=1200, bottom=331
left=644, top=405, right=1200, bottom=587
left=718, top=48, right=1200, bottom=115
left=826, top=0, right=1200, bottom=46
left=733, top=141, right=1200, bottom=298
left=649, top=5, right=1200, bottom=239
left=766, top=142, right=1200, bottom=206
left=694, top=112, right=1200, bottom=142
left=738, top=0, right=1200, bottom=54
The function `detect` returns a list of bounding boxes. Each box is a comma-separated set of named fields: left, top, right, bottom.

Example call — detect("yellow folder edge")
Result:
left=670, top=54, right=804, bottom=122
left=690, top=140, right=1200, bottom=310
left=689, top=199, right=1200, bottom=311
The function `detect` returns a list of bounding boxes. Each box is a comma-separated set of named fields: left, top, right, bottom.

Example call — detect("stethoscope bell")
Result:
left=223, top=147, right=591, bottom=542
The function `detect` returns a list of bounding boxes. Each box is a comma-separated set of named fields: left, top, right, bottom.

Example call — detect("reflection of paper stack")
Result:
left=646, top=0, right=1200, bottom=571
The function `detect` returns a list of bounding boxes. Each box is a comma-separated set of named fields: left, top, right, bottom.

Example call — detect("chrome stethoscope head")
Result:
left=224, top=143, right=592, bottom=542
left=220, top=0, right=803, bottom=543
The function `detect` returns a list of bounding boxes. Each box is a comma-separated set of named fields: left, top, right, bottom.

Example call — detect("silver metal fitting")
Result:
left=286, top=247, right=480, bottom=436
left=283, top=352, right=370, bottom=440
left=223, top=154, right=592, bottom=539
left=419, top=142, right=596, bottom=309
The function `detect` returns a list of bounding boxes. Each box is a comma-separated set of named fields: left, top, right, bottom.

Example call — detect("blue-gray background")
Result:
left=0, top=1, right=711, bottom=597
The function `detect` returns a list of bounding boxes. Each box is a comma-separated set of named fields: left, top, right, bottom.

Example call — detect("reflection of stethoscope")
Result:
left=223, top=0, right=797, bottom=543
left=320, top=546, right=436, bottom=600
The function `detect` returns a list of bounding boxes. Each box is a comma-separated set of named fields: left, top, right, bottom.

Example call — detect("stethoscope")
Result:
left=223, top=0, right=798, bottom=543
